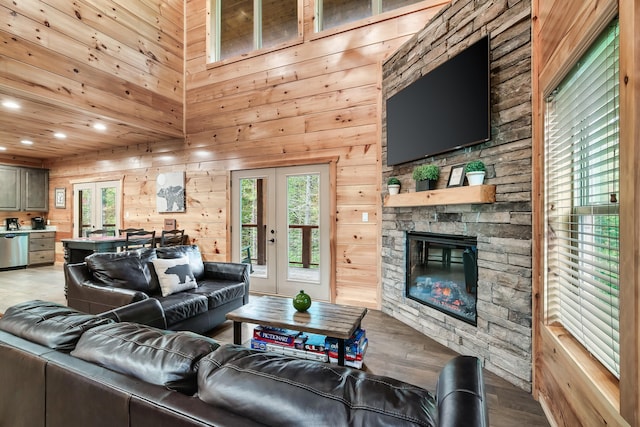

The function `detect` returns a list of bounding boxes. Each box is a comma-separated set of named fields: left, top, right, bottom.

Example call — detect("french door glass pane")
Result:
left=287, top=174, right=320, bottom=282
left=101, top=187, right=117, bottom=234
left=79, top=189, right=92, bottom=237
left=240, top=177, right=267, bottom=277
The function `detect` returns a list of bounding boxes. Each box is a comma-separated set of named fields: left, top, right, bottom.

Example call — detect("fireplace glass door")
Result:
left=406, top=233, right=478, bottom=325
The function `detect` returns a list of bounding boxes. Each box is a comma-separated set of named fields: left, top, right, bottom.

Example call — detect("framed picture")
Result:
left=54, top=187, right=66, bottom=208
left=447, top=165, right=465, bottom=188
left=156, top=172, right=185, bottom=213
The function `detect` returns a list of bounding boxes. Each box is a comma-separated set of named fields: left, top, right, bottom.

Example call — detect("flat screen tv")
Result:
left=386, top=36, right=490, bottom=166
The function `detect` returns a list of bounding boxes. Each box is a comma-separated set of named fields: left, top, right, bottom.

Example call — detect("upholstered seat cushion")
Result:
left=154, top=292, right=208, bottom=326
left=0, top=300, right=113, bottom=351
left=185, top=280, right=245, bottom=309
left=71, top=322, right=219, bottom=395
left=197, top=344, right=437, bottom=427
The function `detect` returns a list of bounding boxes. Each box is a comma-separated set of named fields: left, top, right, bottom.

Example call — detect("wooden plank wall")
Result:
left=181, top=0, right=447, bottom=308
left=43, top=0, right=449, bottom=309
left=532, top=0, right=639, bottom=425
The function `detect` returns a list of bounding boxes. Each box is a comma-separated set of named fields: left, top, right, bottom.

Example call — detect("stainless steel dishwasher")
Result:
left=0, top=233, right=29, bottom=269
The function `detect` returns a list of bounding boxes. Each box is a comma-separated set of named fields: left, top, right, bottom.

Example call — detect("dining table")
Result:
left=61, top=236, right=129, bottom=264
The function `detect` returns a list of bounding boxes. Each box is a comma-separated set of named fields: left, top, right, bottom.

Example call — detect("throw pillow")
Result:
left=152, top=256, right=197, bottom=296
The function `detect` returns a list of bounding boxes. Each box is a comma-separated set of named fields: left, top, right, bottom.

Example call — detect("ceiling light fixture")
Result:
left=0, top=146, right=6, bottom=151
left=53, top=132, right=67, bottom=139
left=21, top=140, right=34, bottom=145
left=93, top=123, right=107, bottom=131
left=2, top=101, right=20, bottom=109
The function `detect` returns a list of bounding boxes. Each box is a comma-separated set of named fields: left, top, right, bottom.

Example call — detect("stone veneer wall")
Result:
left=381, top=0, right=533, bottom=390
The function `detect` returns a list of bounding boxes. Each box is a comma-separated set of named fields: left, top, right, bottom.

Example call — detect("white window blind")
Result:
left=544, top=19, right=620, bottom=378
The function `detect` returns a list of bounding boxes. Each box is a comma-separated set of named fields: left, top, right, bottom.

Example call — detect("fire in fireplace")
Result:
left=406, top=232, right=478, bottom=325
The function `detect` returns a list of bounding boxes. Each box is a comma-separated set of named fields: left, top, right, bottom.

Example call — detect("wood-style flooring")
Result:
left=0, top=265, right=550, bottom=427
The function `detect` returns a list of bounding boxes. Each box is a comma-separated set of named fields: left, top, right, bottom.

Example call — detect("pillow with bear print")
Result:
left=152, top=256, right=197, bottom=296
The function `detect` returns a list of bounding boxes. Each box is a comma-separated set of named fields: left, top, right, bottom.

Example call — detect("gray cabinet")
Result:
left=29, top=231, right=55, bottom=265
left=0, top=166, right=21, bottom=210
left=0, top=166, right=49, bottom=212
left=23, top=168, right=49, bottom=211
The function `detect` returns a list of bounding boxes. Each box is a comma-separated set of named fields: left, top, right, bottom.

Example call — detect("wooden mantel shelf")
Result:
left=383, top=185, right=496, bottom=207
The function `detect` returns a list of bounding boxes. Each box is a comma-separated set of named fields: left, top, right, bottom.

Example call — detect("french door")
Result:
left=73, top=180, right=121, bottom=238
left=231, top=165, right=330, bottom=301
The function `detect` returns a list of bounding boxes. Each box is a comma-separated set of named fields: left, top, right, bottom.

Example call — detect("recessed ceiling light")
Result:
left=2, top=101, right=20, bottom=109
left=93, top=123, right=107, bottom=131
left=21, top=140, right=34, bottom=145
left=53, top=132, right=67, bottom=139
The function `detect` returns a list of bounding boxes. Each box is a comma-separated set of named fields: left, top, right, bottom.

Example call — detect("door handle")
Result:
left=269, top=238, right=275, bottom=243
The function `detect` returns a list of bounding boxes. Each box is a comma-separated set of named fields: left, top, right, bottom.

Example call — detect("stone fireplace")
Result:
left=381, top=0, right=533, bottom=391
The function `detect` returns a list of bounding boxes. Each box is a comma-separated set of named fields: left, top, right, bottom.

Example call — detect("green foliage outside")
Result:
left=240, top=175, right=320, bottom=268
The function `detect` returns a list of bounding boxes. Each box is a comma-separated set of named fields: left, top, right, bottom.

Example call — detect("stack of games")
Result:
left=326, top=327, right=368, bottom=369
left=250, top=325, right=367, bottom=367
left=250, top=326, right=329, bottom=362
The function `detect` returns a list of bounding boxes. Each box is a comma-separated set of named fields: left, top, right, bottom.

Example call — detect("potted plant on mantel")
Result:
left=465, top=160, right=486, bottom=186
left=412, top=164, right=439, bottom=191
left=387, top=177, right=401, bottom=195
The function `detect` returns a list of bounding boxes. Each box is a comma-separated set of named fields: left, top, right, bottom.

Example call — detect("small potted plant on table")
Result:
left=412, top=164, right=439, bottom=191
left=465, top=160, right=486, bottom=186
left=387, top=177, right=401, bottom=195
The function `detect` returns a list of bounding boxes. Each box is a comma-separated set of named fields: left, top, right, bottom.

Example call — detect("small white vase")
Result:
left=466, top=171, right=485, bottom=186
left=388, top=184, right=400, bottom=195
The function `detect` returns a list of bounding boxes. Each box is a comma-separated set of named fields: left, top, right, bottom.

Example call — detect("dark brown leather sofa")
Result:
left=64, top=245, right=250, bottom=334
left=0, top=300, right=488, bottom=427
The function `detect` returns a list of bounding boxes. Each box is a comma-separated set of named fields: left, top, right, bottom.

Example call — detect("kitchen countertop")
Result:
left=0, top=227, right=57, bottom=235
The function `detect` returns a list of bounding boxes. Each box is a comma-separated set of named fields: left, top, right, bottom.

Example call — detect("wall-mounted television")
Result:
left=386, top=36, right=490, bottom=166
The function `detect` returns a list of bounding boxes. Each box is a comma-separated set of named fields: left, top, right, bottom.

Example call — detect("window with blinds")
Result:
left=544, top=19, right=620, bottom=378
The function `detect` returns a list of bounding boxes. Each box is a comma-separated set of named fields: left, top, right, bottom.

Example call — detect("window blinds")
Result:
left=544, top=20, right=620, bottom=378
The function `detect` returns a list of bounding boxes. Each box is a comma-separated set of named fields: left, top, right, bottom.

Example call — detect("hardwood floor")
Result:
left=0, top=264, right=549, bottom=426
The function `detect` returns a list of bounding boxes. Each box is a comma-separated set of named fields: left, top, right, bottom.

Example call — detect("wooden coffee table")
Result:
left=226, top=295, right=368, bottom=366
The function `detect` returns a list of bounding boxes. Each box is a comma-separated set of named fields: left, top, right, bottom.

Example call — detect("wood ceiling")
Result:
left=0, top=0, right=185, bottom=163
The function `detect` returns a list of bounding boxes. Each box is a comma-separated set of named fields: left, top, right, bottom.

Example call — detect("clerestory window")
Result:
left=316, top=0, right=424, bottom=32
left=210, top=0, right=300, bottom=62
left=209, top=0, right=428, bottom=63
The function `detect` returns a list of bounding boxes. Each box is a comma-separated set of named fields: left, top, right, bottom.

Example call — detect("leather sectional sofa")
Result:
left=0, top=300, right=489, bottom=427
left=64, top=245, right=250, bottom=334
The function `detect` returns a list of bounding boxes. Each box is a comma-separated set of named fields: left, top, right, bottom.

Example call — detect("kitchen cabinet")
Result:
left=0, top=165, right=49, bottom=212
left=28, top=232, right=55, bottom=265
left=0, top=166, right=21, bottom=211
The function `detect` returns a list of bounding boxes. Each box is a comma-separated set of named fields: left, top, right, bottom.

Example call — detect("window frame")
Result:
left=543, top=18, right=621, bottom=379
left=207, top=0, right=304, bottom=67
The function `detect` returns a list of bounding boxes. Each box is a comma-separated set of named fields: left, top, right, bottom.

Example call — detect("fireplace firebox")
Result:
left=406, top=232, right=478, bottom=325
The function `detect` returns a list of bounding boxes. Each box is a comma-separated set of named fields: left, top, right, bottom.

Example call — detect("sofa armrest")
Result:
left=203, top=262, right=251, bottom=303
left=436, top=355, right=488, bottom=427
left=64, top=262, right=149, bottom=314
left=98, top=299, right=167, bottom=330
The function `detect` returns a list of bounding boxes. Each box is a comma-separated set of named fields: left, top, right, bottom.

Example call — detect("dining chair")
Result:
left=86, top=229, right=116, bottom=237
left=124, top=230, right=156, bottom=250
left=160, top=229, right=185, bottom=246
left=118, top=228, right=143, bottom=236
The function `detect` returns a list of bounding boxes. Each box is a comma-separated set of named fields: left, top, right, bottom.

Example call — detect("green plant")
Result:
left=465, top=160, right=486, bottom=173
left=412, top=164, right=440, bottom=181
left=387, top=177, right=401, bottom=185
